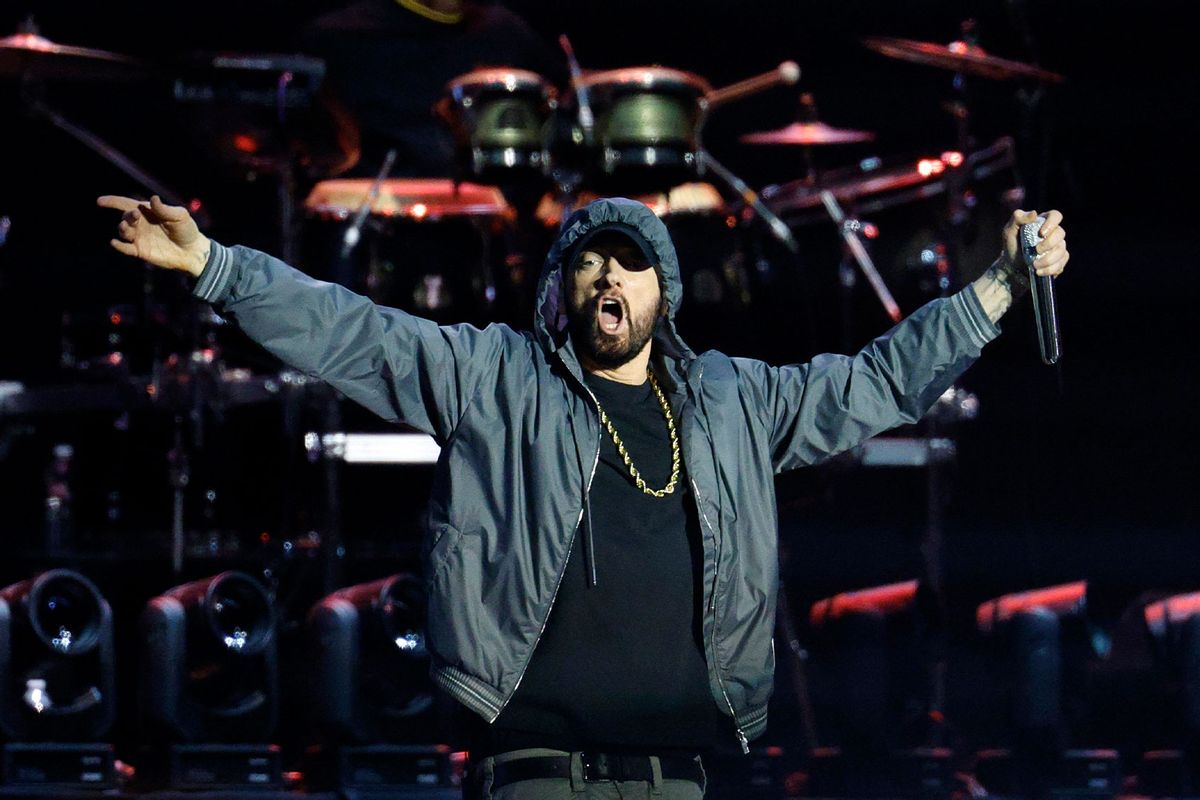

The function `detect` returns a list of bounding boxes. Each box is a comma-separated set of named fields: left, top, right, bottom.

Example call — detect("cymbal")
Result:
left=862, top=36, right=1065, bottom=83
left=740, top=121, right=876, bottom=146
left=0, top=32, right=148, bottom=81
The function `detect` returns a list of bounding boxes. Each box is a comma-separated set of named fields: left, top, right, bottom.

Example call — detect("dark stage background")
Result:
left=0, top=0, right=1197, bottom=778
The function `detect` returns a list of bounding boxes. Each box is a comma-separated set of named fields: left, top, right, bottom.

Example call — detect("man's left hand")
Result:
left=1000, top=208, right=1070, bottom=284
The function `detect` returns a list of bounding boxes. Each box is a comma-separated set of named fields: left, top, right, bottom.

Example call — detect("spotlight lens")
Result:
left=33, top=579, right=100, bottom=654
left=209, top=576, right=270, bottom=652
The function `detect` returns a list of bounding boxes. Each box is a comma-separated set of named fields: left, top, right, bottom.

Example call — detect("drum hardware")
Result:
left=173, top=51, right=339, bottom=263
left=19, top=99, right=211, bottom=231
left=861, top=34, right=1066, bottom=84
left=558, top=34, right=593, bottom=146
left=740, top=120, right=877, bottom=146
left=761, top=137, right=1018, bottom=219
left=698, top=150, right=798, bottom=255
left=0, top=17, right=150, bottom=83
left=703, top=61, right=801, bottom=110
left=337, top=148, right=397, bottom=262
left=302, top=177, right=518, bottom=325
left=864, top=20, right=1061, bottom=288
left=1, top=20, right=211, bottom=231
left=172, top=52, right=326, bottom=109
left=740, top=92, right=875, bottom=192
left=759, top=137, right=1021, bottom=352
left=820, top=189, right=902, bottom=329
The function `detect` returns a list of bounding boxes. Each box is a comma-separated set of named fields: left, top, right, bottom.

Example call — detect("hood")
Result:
left=535, top=197, right=695, bottom=365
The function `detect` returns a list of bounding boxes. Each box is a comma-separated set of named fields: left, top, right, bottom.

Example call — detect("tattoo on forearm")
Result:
left=971, top=257, right=1028, bottom=324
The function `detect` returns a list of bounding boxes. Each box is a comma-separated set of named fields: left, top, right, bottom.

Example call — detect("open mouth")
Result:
left=598, top=297, right=626, bottom=334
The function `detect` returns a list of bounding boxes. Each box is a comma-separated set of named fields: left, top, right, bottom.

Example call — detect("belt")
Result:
left=490, top=752, right=704, bottom=790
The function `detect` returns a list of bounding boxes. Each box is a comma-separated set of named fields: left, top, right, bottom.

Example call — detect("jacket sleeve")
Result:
left=193, top=241, right=513, bottom=442
left=735, top=286, right=1001, bottom=473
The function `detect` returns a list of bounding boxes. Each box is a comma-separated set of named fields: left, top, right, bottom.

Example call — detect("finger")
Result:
left=1035, top=252, right=1069, bottom=276
left=118, top=220, right=136, bottom=240
left=1036, top=227, right=1066, bottom=252
left=1035, top=243, right=1067, bottom=263
left=109, top=238, right=138, bottom=257
left=149, top=195, right=188, bottom=222
left=97, top=195, right=141, bottom=212
left=1040, top=209, right=1064, bottom=235
left=122, top=207, right=142, bottom=225
left=1036, top=263, right=1066, bottom=278
left=1013, top=208, right=1040, bottom=225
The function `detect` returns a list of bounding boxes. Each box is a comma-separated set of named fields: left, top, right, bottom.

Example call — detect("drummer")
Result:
left=297, top=0, right=568, bottom=179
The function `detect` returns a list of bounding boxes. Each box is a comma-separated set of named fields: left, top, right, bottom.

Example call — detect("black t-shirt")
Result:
left=465, top=371, right=727, bottom=757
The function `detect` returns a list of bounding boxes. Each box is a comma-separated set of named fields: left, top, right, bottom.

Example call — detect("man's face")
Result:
left=566, top=232, right=663, bottom=370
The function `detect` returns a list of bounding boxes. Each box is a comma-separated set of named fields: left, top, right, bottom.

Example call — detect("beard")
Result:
left=568, top=295, right=659, bottom=370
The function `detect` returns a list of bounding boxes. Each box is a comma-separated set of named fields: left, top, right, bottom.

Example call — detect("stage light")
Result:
left=806, top=581, right=952, bottom=797
left=139, top=570, right=280, bottom=789
left=1134, top=592, right=1200, bottom=795
left=306, top=573, right=455, bottom=789
left=809, top=580, right=921, bottom=749
left=974, top=581, right=1121, bottom=798
left=0, top=569, right=116, bottom=787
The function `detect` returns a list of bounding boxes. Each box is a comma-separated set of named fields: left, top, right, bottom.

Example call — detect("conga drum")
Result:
left=571, top=66, right=712, bottom=193
left=302, top=178, right=520, bottom=326
left=437, top=68, right=558, bottom=186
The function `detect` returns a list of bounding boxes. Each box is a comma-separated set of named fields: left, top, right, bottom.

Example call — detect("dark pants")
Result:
left=469, top=748, right=707, bottom=799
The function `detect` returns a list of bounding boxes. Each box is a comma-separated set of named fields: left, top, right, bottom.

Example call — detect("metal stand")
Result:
left=20, top=86, right=210, bottom=228
left=817, top=190, right=902, bottom=353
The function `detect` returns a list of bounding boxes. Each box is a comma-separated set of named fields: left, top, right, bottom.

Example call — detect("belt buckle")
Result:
left=580, top=752, right=612, bottom=782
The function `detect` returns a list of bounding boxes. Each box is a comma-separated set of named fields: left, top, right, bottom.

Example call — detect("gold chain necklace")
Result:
left=592, top=371, right=681, bottom=498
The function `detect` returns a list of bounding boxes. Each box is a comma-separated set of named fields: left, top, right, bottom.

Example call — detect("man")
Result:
left=98, top=193, right=1068, bottom=799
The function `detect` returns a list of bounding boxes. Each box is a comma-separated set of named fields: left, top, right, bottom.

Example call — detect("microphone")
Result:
left=1020, top=215, right=1061, bottom=365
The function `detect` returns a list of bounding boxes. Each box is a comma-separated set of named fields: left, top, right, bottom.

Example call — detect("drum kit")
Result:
left=0, top=16, right=1065, bottom=564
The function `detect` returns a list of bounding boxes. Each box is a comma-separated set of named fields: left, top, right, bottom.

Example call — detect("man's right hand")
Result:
left=97, top=195, right=210, bottom=277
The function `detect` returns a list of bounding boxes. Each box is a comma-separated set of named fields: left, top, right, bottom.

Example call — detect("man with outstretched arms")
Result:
left=99, top=193, right=1068, bottom=799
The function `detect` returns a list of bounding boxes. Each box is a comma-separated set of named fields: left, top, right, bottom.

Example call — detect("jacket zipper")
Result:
left=687, top=362, right=750, bottom=754
left=493, top=353, right=603, bottom=720
left=691, top=474, right=750, bottom=754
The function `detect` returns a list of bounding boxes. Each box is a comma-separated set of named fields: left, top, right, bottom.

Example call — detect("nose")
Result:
left=596, top=256, right=631, bottom=287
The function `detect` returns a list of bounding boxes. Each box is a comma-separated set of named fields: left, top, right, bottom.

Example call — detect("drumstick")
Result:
left=705, top=61, right=801, bottom=109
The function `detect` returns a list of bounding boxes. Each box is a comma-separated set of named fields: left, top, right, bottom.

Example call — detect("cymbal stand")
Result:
left=817, top=190, right=901, bottom=351
left=699, top=149, right=820, bottom=354
left=19, top=81, right=211, bottom=230
left=941, top=19, right=982, bottom=291
left=698, top=150, right=798, bottom=254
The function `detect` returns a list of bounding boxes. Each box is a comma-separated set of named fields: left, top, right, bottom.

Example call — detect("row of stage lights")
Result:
left=0, top=568, right=445, bottom=792
left=803, top=580, right=1200, bottom=798
left=5, top=570, right=1200, bottom=796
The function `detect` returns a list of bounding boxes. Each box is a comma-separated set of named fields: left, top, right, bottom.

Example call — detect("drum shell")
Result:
left=302, top=179, right=524, bottom=328
left=571, top=67, right=712, bottom=192
left=439, top=69, right=557, bottom=184
left=762, top=138, right=1024, bottom=353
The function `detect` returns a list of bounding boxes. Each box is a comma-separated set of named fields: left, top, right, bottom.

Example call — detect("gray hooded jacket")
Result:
left=193, top=197, right=1000, bottom=751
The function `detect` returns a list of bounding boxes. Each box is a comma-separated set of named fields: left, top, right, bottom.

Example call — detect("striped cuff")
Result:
left=952, top=284, right=1001, bottom=349
left=191, top=240, right=235, bottom=305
